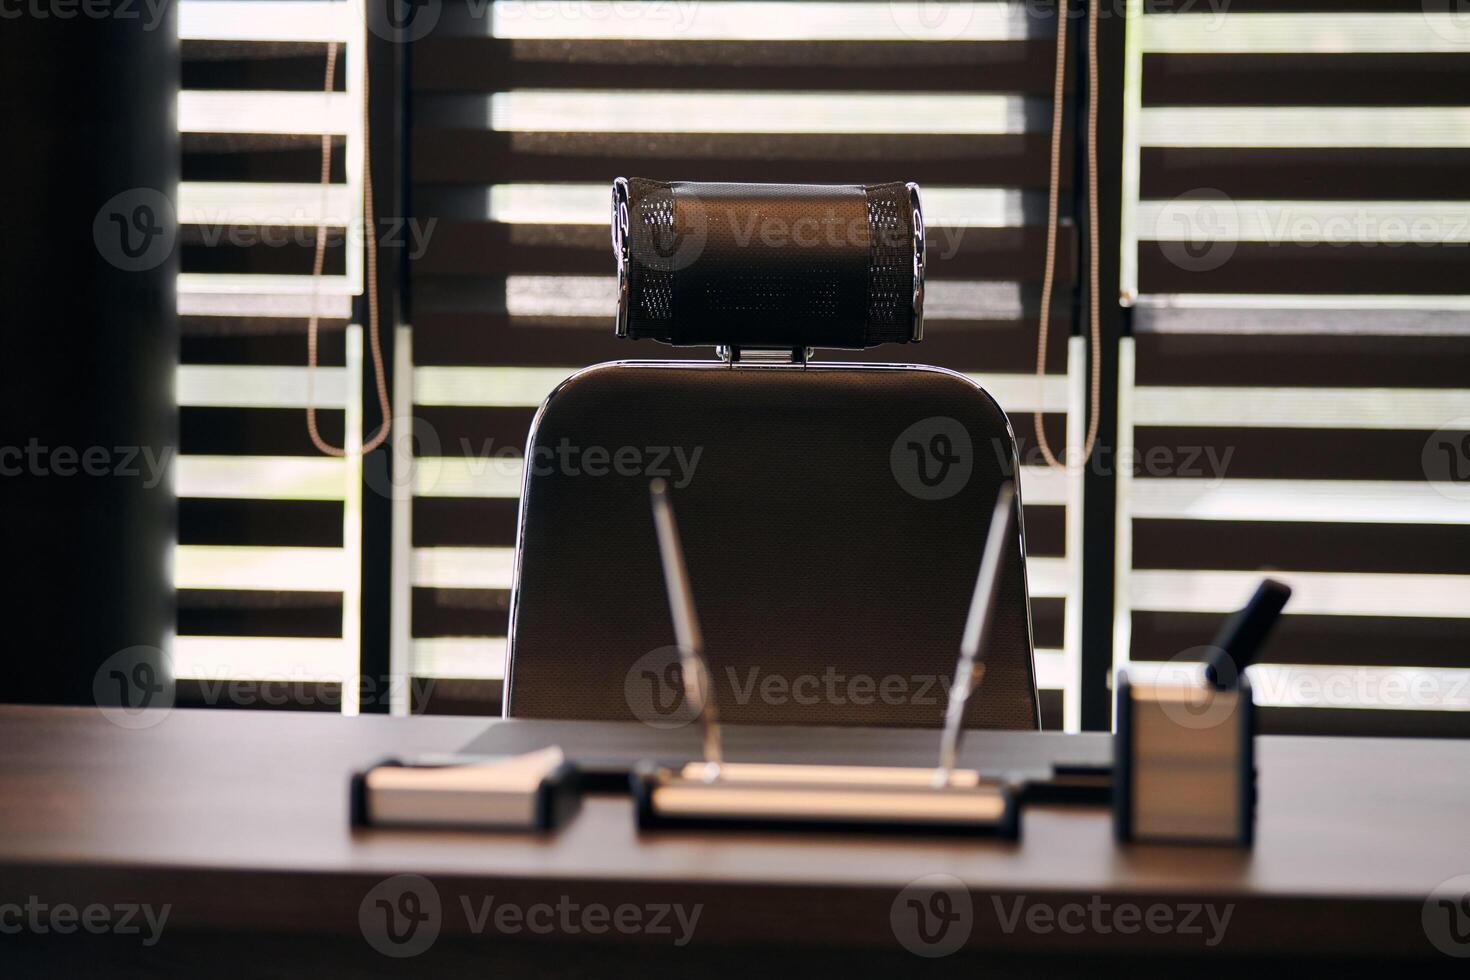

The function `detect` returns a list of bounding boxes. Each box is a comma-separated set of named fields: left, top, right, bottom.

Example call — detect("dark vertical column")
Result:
left=0, top=7, right=178, bottom=704
left=1079, top=0, right=1130, bottom=730
left=358, top=23, right=407, bottom=713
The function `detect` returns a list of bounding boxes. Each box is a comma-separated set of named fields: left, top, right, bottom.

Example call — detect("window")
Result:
left=169, top=0, right=1470, bottom=734
left=176, top=1, right=367, bottom=711
left=1116, top=1, right=1470, bottom=735
left=402, top=0, right=1090, bottom=725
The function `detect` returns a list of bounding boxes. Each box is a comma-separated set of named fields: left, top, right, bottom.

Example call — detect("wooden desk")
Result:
left=3, top=706, right=1468, bottom=977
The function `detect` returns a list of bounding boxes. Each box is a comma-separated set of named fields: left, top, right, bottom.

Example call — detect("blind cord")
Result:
left=1035, top=0, right=1102, bottom=469
left=307, top=40, right=393, bottom=457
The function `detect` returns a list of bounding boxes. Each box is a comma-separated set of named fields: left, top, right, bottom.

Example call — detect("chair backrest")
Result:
left=504, top=179, right=1040, bottom=730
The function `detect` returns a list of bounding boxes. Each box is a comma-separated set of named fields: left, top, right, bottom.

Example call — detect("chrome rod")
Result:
left=934, top=481, right=1016, bottom=787
left=649, top=478, right=723, bottom=772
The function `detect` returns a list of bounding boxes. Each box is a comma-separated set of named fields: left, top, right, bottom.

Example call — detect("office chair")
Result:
left=505, top=180, right=1040, bottom=730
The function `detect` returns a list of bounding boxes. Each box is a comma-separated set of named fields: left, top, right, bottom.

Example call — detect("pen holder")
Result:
left=1113, top=670, right=1256, bottom=847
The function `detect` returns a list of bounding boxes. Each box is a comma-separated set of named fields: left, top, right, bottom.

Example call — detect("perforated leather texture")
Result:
left=623, top=179, right=918, bottom=349
left=506, top=362, right=1040, bottom=731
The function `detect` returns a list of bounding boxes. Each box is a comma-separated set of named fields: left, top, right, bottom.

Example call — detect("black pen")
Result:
left=1203, top=578, right=1293, bottom=690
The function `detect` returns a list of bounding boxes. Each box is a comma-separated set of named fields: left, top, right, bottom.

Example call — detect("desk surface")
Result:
left=3, top=706, right=1468, bottom=964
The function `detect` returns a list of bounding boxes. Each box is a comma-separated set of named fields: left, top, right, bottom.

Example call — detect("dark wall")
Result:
left=0, top=7, right=178, bottom=704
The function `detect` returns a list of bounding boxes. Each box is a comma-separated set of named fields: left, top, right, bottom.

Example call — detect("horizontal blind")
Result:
left=404, top=0, right=1087, bottom=726
left=176, top=1, right=367, bottom=710
left=1118, top=0, right=1470, bottom=736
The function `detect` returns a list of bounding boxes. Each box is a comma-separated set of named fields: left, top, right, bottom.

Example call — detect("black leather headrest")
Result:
left=612, top=179, right=925, bottom=350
